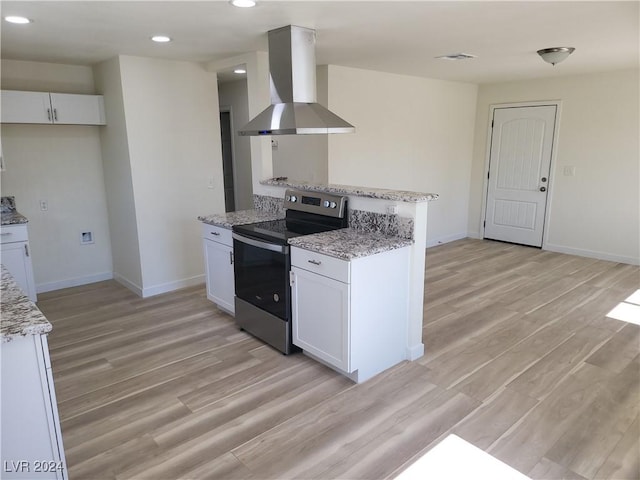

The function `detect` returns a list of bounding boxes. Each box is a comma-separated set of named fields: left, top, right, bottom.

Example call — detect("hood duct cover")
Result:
left=239, top=25, right=355, bottom=136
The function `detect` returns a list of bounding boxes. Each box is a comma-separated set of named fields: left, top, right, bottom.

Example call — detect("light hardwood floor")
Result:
left=37, top=239, right=639, bottom=480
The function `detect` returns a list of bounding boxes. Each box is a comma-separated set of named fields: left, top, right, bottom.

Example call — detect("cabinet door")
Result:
left=1, top=336, right=66, bottom=479
left=1, top=241, right=37, bottom=302
left=291, top=266, right=351, bottom=372
left=49, top=93, right=106, bottom=125
left=203, top=238, right=235, bottom=313
left=1, top=90, right=52, bottom=124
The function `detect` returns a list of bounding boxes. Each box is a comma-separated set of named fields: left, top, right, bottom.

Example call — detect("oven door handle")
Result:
left=232, top=233, right=289, bottom=254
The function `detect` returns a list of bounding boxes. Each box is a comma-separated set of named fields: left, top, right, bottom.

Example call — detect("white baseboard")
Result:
left=113, top=273, right=143, bottom=297
left=141, top=274, right=205, bottom=298
left=426, top=232, right=468, bottom=248
left=407, top=343, right=424, bottom=361
left=467, top=230, right=481, bottom=239
left=543, top=243, right=639, bottom=266
left=36, top=271, right=113, bottom=293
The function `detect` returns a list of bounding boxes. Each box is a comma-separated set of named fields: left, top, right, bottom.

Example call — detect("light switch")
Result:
left=563, top=166, right=576, bottom=176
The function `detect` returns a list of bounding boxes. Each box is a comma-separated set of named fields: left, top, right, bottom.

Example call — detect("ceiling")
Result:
left=1, top=1, right=638, bottom=85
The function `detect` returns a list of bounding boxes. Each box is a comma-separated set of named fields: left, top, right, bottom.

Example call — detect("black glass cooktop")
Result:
left=233, top=210, right=349, bottom=245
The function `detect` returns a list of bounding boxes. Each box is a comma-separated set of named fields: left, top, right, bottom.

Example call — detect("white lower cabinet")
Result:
left=202, top=223, right=235, bottom=314
left=1, top=225, right=37, bottom=302
left=1, top=335, right=67, bottom=479
left=291, top=245, right=410, bottom=383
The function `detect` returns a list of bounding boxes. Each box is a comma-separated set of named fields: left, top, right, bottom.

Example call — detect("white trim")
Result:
left=467, top=230, right=481, bottom=239
left=479, top=100, right=563, bottom=245
left=113, top=272, right=143, bottom=297
left=141, top=274, right=205, bottom=298
left=544, top=243, right=639, bottom=266
left=426, top=232, right=468, bottom=248
left=406, top=343, right=424, bottom=361
left=36, top=271, right=113, bottom=293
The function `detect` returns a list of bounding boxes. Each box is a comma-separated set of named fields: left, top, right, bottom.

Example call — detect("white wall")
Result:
left=93, top=57, right=143, bottom=290
left=1, top=59, right=113, bottom=292
left=218, top=79, right=253, bottom=210
left=470, top=69, right=640, bottom=264
left=325, top=65, right=478, bottom=246
left=117, top=55, right=225, bottom=296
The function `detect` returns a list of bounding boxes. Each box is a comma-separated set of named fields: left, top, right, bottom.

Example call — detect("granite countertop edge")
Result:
left=1, top=265, right=52, bottom=343
left=260, top=179, right=439, bottom=203
left=198, top=209, right=284, bottom=228
left=288, top=228, right=414, bottom=260
left=1, top=211, right=29, bottom=226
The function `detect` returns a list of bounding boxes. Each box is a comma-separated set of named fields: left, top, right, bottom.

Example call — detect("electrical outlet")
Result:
left=207, top=177, right=215, bottom=189
left=563, top=166, right=576, bottom=176
left=40, top=200, right=48, bottom=211
left=271, top=139, right=278, bottom=149
left=386, top=205, right=398, bottom=215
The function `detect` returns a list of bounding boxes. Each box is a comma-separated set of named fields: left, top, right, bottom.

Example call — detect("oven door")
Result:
left=232, top=233, right=290, bottom=321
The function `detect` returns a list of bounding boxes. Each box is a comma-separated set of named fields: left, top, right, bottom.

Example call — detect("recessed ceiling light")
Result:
left=151, top=35, right=172, bottom=43
left=436, top=53, right=477, bottom=61
left=4, top=16, right=32, bottom=24
left=234, top=69, right=247, bottom=74
left=230, top=0, right=256, bottom=8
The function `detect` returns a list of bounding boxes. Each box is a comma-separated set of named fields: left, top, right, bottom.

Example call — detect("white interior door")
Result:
left=484, top=105, right=557, bottom=247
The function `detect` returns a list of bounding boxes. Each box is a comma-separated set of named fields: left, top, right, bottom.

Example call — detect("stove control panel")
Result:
left=284, top=189, right=347, bottom=218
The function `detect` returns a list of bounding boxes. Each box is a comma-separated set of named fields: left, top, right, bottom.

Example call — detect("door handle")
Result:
left=539, top=186, right=546, bottom=192
left=24, top=244, right=29, bottom=257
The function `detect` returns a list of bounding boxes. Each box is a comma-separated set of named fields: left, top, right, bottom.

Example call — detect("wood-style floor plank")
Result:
left=34, top=238, right=639, bottom=480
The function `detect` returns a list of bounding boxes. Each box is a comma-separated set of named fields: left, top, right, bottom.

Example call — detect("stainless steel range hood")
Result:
left=239, top=25, right=355, bottom=136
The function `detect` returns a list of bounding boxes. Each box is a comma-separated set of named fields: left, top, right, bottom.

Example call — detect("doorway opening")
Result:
left=219, top=109, right=235, bottom=212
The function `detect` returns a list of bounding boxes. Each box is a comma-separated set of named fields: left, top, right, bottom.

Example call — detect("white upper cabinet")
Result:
left=1, top=90, right=106, bottom=125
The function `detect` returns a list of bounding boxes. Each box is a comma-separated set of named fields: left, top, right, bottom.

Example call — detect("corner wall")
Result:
left=470, top=69, right=640, bottom=264
left=117, top=55, right=225, bottom=296
left=325, top=65, right=478, bottom=247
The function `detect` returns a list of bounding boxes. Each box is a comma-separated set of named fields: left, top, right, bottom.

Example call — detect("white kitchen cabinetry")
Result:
left=291, top=245, right=410, bottom=383
left=1, top=224, right=37, bottom=302
left=1, top=334, right=67, bottom=479
left=202, top=223, right=235, bottom=314
left=1, top=90, right=106, bottom=125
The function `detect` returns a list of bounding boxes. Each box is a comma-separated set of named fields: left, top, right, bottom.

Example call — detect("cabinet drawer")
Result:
left=0, top=225, right=29, bottom=244
left=201, top=223, right=232, bottom=246
left=292, top=247, right=350, bottom=283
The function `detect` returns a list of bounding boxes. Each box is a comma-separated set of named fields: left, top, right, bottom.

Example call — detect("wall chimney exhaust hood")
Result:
left=239, top=25, right=355, bottom=136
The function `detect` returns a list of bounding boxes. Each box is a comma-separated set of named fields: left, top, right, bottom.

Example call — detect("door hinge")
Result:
left=289, top=270, right=295, bottom=287
left=483, top=220, right=486, bottom=228
left=24, top=244, right=30, bottom=257
left=491, top=120, right=494, bottom=128
left=229, top=251, right=234, bottom=265
left=487, top=170, right=490, bottom=179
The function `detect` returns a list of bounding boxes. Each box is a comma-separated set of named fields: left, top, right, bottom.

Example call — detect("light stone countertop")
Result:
left=1, top=211, right=29, bottom=225
left=261, top=179, right=439, bottom=203
left=198, top=209, right=284, bottom=229
left=1, top=265, right=51, bottom=343
left=288, top=228, right=413, bottom=260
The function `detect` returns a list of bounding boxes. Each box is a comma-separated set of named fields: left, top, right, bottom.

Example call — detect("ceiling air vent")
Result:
left=436, top=53, right=477, bottom=60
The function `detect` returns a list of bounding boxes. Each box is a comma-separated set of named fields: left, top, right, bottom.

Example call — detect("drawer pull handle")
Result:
left=308, top=259, right=322, bottom=266
left=210, top=231, right=220, bottom=236
left=0, top=232, right=12, bottom=236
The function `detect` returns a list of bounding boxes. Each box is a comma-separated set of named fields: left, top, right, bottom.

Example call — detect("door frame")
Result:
left=219, top=105, right=240, bottom=211
left=479, top=100, right=563, bottom=249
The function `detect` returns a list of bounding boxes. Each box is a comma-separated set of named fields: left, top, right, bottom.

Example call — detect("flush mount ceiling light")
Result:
left=233, top=68, right=247, bottom=74
left=4, top=15, right=32, bottom=24
left=151, top=35, right=172, bottom=43
left=537, top=47, right=575, bottom=66
left=230, top=0, right=256, bottom=7
left=436, top=53, right=476, bottom=61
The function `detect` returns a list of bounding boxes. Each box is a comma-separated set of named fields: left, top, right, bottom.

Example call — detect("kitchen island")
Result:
left=199, top=181, right=437, bottom=382
left=1, top=266, right=67, bottom=479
